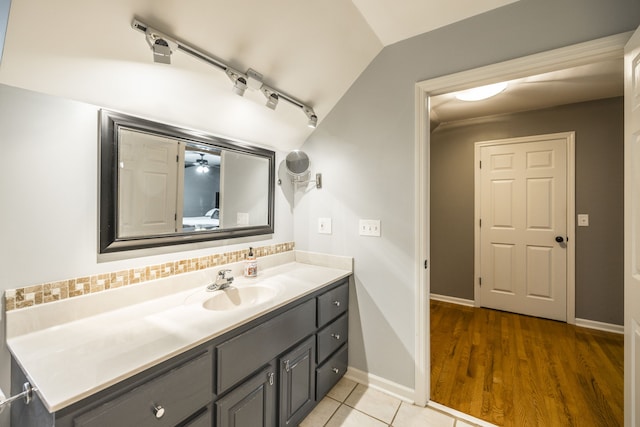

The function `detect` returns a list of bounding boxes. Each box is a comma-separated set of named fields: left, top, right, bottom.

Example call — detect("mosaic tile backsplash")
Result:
left=4, top=242, right=294, bottom=312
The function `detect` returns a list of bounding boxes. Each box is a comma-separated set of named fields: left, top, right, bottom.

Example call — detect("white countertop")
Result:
left=6, top=251, right=352, bottom=412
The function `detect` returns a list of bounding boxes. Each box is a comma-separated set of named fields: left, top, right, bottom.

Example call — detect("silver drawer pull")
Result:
left=152, top=404, right=165, bottom=419
left=332, top=300, right=341, bottom=307
left=332, top=368, right=340, bottom=374
left=331, top=333, right=341, bottom=340
left=268, top=372, right=274, bottom=386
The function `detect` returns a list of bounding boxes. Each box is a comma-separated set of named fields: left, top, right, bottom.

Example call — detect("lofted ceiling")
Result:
left=351, top=0, right=520, bottom=46
left=0, top=0, right=618, bottom=149
left=0, top=0, right=522, bottom=151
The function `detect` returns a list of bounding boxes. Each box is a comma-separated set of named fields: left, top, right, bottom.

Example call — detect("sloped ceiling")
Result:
left=0, top=0, right=522, bottom=151
left=351, top=0, right=520, bottom=46
left=0, top=0, right=380, bottom=151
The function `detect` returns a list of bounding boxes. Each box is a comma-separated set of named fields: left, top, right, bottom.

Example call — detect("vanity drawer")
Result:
left=316, top=344, right=348, bottom=400
left=317, top=313, right=348, bottom=363
left=74, top=350, right=213, bottom=427
left=317, top=280, right=348, bottom=327
left=217, top=299, right=316, bottom=394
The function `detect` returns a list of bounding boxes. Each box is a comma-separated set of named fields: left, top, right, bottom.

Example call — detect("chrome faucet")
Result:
left=207, top=269, right=234, bottom=291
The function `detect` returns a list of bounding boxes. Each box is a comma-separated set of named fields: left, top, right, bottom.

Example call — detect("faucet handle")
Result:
left=218, top=269, right=232, bottom=278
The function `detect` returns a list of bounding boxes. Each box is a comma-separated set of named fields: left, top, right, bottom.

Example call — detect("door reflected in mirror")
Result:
left=100, top=110, right=275, bottom=253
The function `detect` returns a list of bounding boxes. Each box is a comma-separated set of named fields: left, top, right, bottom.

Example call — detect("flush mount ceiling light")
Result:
left=132, top=19, right=318, bottom=127
left=455, top=82, right=508, bottom=101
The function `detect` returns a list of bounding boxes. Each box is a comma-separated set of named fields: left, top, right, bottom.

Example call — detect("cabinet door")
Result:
left=216, top=363, right=277, bottom=427
left=279, top=336, right=316, bottom=427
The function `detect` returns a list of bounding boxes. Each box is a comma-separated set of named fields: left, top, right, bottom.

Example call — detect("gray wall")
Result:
left=184, top=166, right=220, bottom=216
left=296, top=0, right=639, bottom=390
left=431, top=97, right=624, bottom=325
left=0, top=84, right=294, bottom=425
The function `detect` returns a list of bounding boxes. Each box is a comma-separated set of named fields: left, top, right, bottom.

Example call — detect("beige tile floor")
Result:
left=300, top=378, right=488, bottom=427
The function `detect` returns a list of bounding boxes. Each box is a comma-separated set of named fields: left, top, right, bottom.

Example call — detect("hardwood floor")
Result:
left=430, top=300, right=624, bottom=427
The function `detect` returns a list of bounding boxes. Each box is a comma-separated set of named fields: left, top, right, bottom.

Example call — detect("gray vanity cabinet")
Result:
left=315, top=281, right=349, bottom=400
left=72, top=349, right=213, bottom=427
left=215, top=363, right=277, bottom=427
left=11, top=277, right=350, bottom=427
left=279, top=336, right=316, bottom=427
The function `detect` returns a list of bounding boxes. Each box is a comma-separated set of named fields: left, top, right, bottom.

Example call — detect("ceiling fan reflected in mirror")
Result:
left=186, top=153, right=210, bottom=173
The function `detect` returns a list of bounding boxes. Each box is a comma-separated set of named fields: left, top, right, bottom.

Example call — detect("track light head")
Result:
left=266, top=93, right=279, bottom=110
left=303, top=107, right=318, bottom=128
left=151, top=39, right=172, bottom=64
left=144, top=27, right=177, bottom=64
left=261, top=87, right=279, bottom=110
left=233, top=77, right=247, bottom=96
left=226, top=69, right=248, bottom=97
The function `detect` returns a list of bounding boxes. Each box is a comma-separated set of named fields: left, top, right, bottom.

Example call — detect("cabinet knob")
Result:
left=268, top=372, right=274, bottom=386
left=152, top=404, right=165, bottom=419
left=332, top=368, right=340, bottom=374
left=332, top=300, right=341, bottom=307
left=331, top=333, right=341, bottom=340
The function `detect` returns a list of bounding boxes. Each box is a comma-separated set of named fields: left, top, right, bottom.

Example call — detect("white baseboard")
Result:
left=430, top=293, right=475, bottom=307
left=430, top=296, right=623, bottom=335
left=345, top=366, right=415, bottom=403
left=575, top=318, right=623, bottom=334
left=346, top=367, right=500, bottom=426
left=428, top=401, right=498, bottom=427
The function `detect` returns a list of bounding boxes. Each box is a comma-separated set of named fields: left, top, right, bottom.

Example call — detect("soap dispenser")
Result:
left=244, top=247, right=257, bottom=278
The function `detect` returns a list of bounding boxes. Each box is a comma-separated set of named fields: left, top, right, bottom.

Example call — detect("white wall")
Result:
left=0, top=84, right=293, bottom=421
left=295, top=0, right=640, bottom=392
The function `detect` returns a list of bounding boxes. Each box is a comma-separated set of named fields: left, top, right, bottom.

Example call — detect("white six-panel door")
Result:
left=477, top=133, right=571, bottom=321
left=118, top=129, right=180, bottom=237
left=624, top=25, right=640, bottom=427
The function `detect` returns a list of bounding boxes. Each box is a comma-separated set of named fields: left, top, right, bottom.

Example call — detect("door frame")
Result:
left=413, top=31, right=631, bottom=407
left=473, top=132, right=576, bottom=322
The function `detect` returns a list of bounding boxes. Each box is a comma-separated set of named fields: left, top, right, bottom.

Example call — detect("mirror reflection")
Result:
left=100, top=110, right=275, bottom=253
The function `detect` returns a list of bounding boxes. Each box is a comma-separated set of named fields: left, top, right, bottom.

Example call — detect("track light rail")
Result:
left=131, top=19, right=318, bottom=127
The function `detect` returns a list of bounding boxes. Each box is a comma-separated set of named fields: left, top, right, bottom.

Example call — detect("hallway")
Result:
left=430, top=300, right=623, bottom=426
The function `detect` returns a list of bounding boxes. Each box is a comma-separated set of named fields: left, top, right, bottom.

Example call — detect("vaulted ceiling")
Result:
left=2, top=0, right=621, bottom=150
left=0, top=0, right=522, bottom=150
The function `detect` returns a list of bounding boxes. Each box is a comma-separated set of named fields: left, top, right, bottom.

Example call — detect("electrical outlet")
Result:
left=318, top=218, right=332, bottom=234
left=359, top=219, right=381, bottom=237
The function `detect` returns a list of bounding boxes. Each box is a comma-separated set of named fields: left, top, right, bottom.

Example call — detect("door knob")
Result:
left=555, top=236, right=564, bottom=243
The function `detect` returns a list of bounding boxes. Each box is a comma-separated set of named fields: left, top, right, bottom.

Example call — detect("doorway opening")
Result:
left=413, top=31, right=630, bottom=415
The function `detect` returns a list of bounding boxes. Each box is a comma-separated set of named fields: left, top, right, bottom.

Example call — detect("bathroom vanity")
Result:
left=7, top=251, right=351, bottom=427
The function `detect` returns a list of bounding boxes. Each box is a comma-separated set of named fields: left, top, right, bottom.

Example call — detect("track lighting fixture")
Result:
left=132, top=19, right=318, bottom=127
left=144, top=28, right=177, bottom=64
left=262, top=87, right=279, bottom=110
left=303, top=107, right=318, bottom=129
left=226, top=69, right=248, bottom=97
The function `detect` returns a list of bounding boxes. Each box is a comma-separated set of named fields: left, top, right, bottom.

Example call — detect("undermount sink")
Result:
left=202, top=286, right=277, bottom=311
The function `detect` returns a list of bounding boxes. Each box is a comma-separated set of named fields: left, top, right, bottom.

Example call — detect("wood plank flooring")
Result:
left=430, top=300, right=623, bottom=427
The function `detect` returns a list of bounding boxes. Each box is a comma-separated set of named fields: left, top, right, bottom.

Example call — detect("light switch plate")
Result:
left=577, top=214, right=589, bottom=227
left=359, top=219, right=381, bottom=237
left=318, top=218, right=332, bottom=234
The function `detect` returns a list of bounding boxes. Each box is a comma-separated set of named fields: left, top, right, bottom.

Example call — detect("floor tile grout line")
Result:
left=319, top=398, right=342, bottom=427
left=388, top=400, right=403, bottom=426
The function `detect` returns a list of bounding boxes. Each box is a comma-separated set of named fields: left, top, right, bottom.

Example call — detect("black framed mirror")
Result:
left=99, top=110, right=275, bottom=253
